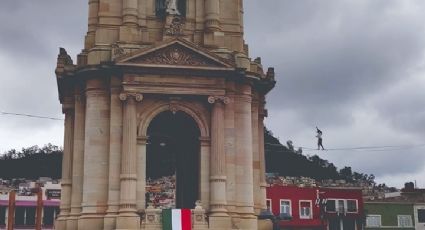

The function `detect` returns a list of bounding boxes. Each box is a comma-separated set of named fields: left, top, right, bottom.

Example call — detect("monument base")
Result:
left=116, top=213, right=141, bottom=230
left=78, top=214, right=105, bottom=230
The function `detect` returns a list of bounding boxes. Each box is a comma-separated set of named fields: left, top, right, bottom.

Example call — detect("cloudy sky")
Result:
left=1, top=0, right=425, bottom=188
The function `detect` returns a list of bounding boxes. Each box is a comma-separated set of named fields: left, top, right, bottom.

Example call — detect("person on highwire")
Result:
left=316, top=127, right=325, bottom=150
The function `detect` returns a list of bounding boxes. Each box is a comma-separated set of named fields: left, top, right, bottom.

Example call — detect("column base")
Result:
left=209, top=215, right=232, bottom=230
left=66, top=215, right=79, bottom=230
left=55, top=216, right=67, bottom=230
left=116, top=213, right=141, bottom=230
left=104, top=213, right=118, bottom=230
left=78, top=214, right=105, bottom=230
left=257, top=219, right=273, bottom=230
left=234, top=214, right=257, bottom=230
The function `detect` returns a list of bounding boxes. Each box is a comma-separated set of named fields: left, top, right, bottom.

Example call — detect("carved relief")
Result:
left=166, top=16, right=185, bottom=36
left=128, top=44, right=224, bottom=67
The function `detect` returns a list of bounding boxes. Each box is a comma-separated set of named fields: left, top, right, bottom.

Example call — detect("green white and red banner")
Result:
left=162, top=209, right=192, bottom=230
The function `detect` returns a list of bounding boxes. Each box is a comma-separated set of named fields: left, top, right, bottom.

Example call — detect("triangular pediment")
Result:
left=116, top=39, right=235, bottom=69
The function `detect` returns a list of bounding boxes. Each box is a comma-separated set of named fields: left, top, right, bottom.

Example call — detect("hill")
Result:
left=264, top=129, right=375, bottom=184
left=0, top=144, right=62, bottom=179
left=0, top=130, right=375, bottom=185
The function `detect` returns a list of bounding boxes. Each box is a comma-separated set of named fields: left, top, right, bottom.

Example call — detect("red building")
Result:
left=267, top=185, right=364, bottom=230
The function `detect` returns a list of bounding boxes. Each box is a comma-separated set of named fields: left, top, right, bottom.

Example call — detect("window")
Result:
left=299, top=201, right=312, bottom=219
left=366, top=215, right=381, bottom=227
left=337, top=200, right=345, bottom=213
left=346, top=200, right=357, bottom=212
left=326, top=200, right=336, bottom=212
left=418, top=209, right=425, bottom=223
left=280, top=200, right=291, bottom=216
left=0, top=206, right=6, bottom=225
left=398, top=215, right=413, bottom=227
left=266, top=199, right=272, bottom=212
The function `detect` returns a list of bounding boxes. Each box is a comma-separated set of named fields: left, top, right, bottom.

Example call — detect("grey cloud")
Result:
left=245, top=0, right=425, bottom=128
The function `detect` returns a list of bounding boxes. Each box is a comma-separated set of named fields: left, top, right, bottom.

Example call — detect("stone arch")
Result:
left=137, top=100, right=210, bottom=138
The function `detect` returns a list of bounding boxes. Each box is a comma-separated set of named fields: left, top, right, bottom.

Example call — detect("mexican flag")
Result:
left=162, top=209, right=192, bottom=230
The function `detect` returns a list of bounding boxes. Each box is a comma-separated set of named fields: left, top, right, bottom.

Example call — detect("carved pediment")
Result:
left=116, top=39, right=234, bottom=69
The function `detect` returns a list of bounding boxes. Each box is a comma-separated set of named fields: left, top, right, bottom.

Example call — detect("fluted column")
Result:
left=104, top=81, right=123, bottom=230
left=79, top=79, right=110, bottom=230
left=120, top=0, right=141, bottom=43
left=224, top=82, right=237, bottom=216
left=235, top=84, right=256, bottom=228
left=251, top=95, right=261, bottom=214
left=85, top=0, right=99, bottom=49
left=258, top=98, right=267, bottom=210
left=67, top=90, right=86, bottom=229
left=205, top=0, right=220, bottom=31
left=208, top=96, right=229, bottom=216
left=199, top=137, right=211, bottom=210
left=208, top=96, right=232, bottom=229
left=123, top=0, right=138, bottom=26
left=57, top=98, right=75, bottom=229
left=116, top=92, right=143, bottom=229
left=136, top=136, right=147, bottom=212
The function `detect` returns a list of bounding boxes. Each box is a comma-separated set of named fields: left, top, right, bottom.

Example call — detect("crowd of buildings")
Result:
left=265, top=175, right=425, bottom=230
left=0, top=178, right=60, bottom=229
left=1, top=175, right=425, bottom=230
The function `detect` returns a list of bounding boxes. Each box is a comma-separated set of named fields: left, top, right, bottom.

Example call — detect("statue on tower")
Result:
left=166, top=0, right=180, bottom=15
left=156, top=0, right=186, bottom=18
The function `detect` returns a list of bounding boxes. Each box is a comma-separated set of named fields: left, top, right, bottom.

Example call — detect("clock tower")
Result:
left=55, top=0, right=275, bottom=229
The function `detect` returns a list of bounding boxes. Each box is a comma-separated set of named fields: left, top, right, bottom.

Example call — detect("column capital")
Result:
left=208, top=96, right=230, bottom=104
left=119, top=92, right=143, bottom=102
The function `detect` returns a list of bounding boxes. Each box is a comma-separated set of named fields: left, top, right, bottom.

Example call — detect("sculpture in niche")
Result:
left=156, top=0, right=186, bottom=18
left=166, top=0, right=180, bottom=15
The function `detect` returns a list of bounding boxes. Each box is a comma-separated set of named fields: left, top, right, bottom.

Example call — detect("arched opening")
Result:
left=146, top=111, right=200, bottom=209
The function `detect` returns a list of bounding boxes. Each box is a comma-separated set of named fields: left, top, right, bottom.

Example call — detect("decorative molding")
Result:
left=208, top=96, right=230, bottom=104
left=119, top=92, right=144, bottom=102
left=165, top=16, right=185, bottom=36
left=128, top=44, right=224, bottom=67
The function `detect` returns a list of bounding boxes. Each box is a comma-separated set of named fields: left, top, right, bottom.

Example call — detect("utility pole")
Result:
left=35, top=187, right=43, bottom=230
left=7, top=190, right=15, bottom=230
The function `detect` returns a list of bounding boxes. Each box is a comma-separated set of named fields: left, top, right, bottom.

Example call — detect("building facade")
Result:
left=266, top=186, right=364, bottom=230
left=54, top=0, right=275, bottom=229
left=0, top=189, right=60, bottom=229
left=364, top=202, right=415, bottom=230
left=414, top=203, right=425, bottom=230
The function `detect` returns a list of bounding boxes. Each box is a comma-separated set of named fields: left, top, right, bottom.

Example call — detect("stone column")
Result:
left=104, top=81, right=123, bottom=230
left=120, top=0, right=141, bottom=43
left=205, top=0, right=220, bottom=31
left=204, top=0, right=223, bottom=48
left=208, top=96, right=231, bottom=228
left=79, top=79, right=110, bottom=230
left=224, top=82, right=237, bottom=216
left=136, top=136, right=147, bottom=212
left=56, top=98, right=75, bottom=229
left=251, top=95, right=261, bottom=214
left=67, top=90, right=86, bottom=229
left=199, top=137, right=211, bottom=211
left=258, top=97, right=267, bottom=210
left=234, top=84, right=257, bottom=228
left=85, top=0, right=99, bottom=49
left=116, top=92, right=143, bottom=229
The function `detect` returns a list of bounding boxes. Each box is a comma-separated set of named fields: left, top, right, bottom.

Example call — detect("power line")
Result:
left=265, top=142, right=425, bottom=152
left=299, top=144, right=425, bottom=152
left=0, top=111, right=63, bottom=121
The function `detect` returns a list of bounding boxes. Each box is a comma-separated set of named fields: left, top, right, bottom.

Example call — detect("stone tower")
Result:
left=54, top=0, right=275, bottom=229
